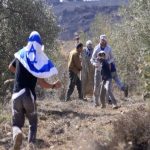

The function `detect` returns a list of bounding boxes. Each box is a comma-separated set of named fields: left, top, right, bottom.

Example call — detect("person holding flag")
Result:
left=8, top=31, right=61, bottom=150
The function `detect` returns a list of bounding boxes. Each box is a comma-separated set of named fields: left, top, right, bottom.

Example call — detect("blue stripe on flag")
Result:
left=26, top=56, right=55, bottom=73
left=28, top=34, right=42, bottom=45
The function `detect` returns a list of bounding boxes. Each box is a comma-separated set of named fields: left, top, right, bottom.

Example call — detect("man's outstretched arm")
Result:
left=8, top=59, right=16, bottom=73
left=37, top=78, right=61, bottom=89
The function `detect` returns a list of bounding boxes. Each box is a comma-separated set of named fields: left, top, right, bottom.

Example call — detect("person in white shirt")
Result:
left=91, top=34, right=128, bottom=106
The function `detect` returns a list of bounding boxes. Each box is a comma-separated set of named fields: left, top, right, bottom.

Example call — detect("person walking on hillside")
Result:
left=74, top=33, right=80, bottom=45
left=96, top=51, right=118, bottom=109
left=81, top=40, right=94, bottom=99
left=91, top=35, right=128, bottom=105
left=65, top=43, right=83, bottom=101
left=8, top=31, right=61, bottom=150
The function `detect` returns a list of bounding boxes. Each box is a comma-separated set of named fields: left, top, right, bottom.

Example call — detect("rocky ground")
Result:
left=0, top=93, right=146, bottom=150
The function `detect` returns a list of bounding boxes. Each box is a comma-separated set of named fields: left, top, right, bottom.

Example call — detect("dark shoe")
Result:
left=65, top=98, right=71, bottom=102
left=13, top=132, right=22, bottom=150
left=101, top=104, right=106, bottom=109
left=112, top=104, right=121, bottom=109
left=112, top=104, right=118, bottom=109
left=94, top=104, right=100, bottom=107
left=79, top=97, right=87, bottom=101
left=124, top=85, right=128, bottom=97
left=107, top=99, right=112, bottom=105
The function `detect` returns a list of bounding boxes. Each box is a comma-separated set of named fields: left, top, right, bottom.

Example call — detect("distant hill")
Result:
left=48, top=0, right=128, bottom=40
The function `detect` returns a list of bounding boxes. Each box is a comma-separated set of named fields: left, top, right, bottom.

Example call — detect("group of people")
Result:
left=8, top=31, right=128, bottom=149
left=65, top=34, right=128, bottom=109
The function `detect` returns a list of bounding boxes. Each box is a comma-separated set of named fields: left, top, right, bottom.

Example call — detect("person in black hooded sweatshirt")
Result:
left=97, top=51, right=118, bottom=109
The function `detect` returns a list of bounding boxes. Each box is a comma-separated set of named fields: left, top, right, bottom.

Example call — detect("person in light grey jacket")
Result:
left=91, top=35, right=114, bottom=106
left=91, top=34, right=128, bottom=106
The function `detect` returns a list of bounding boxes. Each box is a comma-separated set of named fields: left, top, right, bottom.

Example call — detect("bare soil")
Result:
left=0, top=94, right=146, bottom=150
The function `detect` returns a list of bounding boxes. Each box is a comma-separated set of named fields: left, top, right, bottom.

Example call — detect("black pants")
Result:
left=12, top=88, right=37, bottom=143
left=66, top=70, right=82, bottom=100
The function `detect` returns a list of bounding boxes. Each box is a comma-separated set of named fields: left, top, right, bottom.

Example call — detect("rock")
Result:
left=0, top=137, right=11, bottom=143
left=55, top=128, right=64, bottom=134
left=6, top=132, right=11, bottom=136
left=39, top=116, right=47, bottom=121
left=75, top=125, right=81, bottom=130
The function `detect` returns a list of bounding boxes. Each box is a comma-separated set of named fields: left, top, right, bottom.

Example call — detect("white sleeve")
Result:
left=107, top=47, right=114, bottom=64
left=90, top=47, right=98, bottom=66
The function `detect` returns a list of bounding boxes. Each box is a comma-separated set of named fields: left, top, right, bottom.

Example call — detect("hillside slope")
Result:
left=0, top=94, right=145, bottom=150
left=51, top=1, right=127, bottom=40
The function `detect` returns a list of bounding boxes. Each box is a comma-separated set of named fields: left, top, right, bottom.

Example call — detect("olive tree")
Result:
left=89, top=0, right=150, bottom=96
left=112, top=0, right=150, bottom=98
left=0, top=0, right=59, bottom=102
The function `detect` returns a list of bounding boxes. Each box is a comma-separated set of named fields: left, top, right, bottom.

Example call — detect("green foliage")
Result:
left=79, top=30, right=88, bottom=45
left=85, top=0, right=150, bottom=95
left=0, top=0, right=59, bottom=102
left=90, top=14, right=112, bottom=45
left=89, top=13, right=141, bottom=91
left=118, top=0, right=150, bottom=98
left=0, top=113, right=11, bottom=123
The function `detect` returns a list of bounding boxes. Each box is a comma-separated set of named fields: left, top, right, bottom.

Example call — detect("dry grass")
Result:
left=0, top=41, right=148, bottom=150
left=108, top=106, right=150, bottom=150
left=0, top=95, right=147, bottom=150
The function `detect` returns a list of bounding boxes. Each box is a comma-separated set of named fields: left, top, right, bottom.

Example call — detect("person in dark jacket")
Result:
left=97, top=51, right=118, bottom=109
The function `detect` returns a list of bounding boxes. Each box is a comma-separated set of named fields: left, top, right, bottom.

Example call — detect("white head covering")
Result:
left=100, top=34, right=107, bottom=41
left=14, top=31, right=58, bottom=78
left=98, top=51, right=105, bottom=55
left=86, top=40, right=92, bottom=46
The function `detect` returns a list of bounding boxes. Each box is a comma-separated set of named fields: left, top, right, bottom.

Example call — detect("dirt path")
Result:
left=0, top=95, right=146, bottom=150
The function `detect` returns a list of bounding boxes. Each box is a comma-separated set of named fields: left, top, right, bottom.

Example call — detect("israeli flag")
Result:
left=14, top=31, right=58, bottom=78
